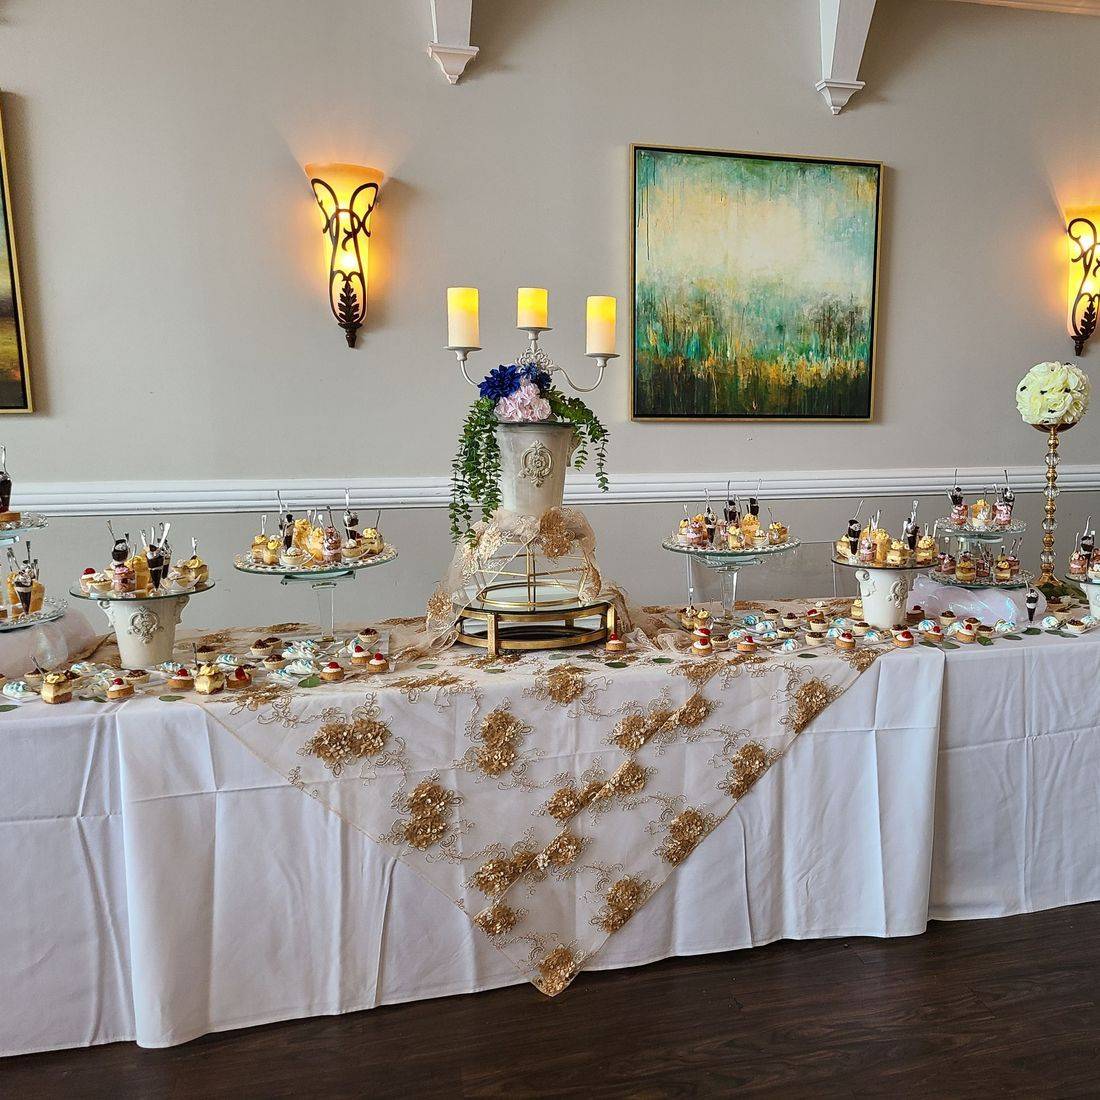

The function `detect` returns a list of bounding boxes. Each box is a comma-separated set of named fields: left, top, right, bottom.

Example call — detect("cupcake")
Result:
left=804, top=629, right=826, bottom=648
left=850, top=620, right=870, bottom=637
left=107, top=677, right=134, bottom=700
left=711, top=634, right=730, bottom=652
left=168, top=666, right=194, bottom=690
left=250, top=637, right=277, bottom=658
left=834, top=631, right=856, bottom=652
left=736, top=635, right=758, bottom=654
left=605, top=632, right=626, bottom=653
left=893, top=629, right=915, bottom=649
left=1066, top=618, right=1088, bottom=635
left=939, top=609, right=957, bottom=629
left=320, top=661, right=345, bottom=682
left=367, top=652, right=389, bottom=675
left=122, top=669, right=150, bottom=686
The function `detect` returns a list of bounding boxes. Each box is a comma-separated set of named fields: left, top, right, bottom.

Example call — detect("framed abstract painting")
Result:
left=0, top=107, right=31, bottom=413
left=631, top=144, right=882, bottom=422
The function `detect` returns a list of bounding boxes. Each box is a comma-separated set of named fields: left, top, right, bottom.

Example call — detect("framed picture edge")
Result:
left=0, top=101, right=32, bottom=414
left=628, top=142, right=884, bottom=424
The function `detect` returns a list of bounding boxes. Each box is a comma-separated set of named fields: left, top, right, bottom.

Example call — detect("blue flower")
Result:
left=479, top=364, right=522, bottom=402
left=520, top=363, right=552, bottom=394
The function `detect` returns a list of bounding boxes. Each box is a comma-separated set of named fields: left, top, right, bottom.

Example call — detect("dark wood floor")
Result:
left=7, top=904, right=1100, bottom=1098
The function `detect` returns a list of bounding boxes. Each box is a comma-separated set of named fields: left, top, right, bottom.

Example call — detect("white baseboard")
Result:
left=17, top=464, right=1100, bottom=516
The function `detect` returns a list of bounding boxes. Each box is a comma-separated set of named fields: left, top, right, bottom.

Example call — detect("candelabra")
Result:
left=447, top=328, right=618, bottom=393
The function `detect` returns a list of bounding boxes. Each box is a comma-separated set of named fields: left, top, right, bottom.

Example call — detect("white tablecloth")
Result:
left=4, top=633, right=1100, bottom=1055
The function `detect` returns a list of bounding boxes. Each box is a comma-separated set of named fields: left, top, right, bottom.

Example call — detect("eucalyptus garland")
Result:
left=449, top=367, right=609, bottom=544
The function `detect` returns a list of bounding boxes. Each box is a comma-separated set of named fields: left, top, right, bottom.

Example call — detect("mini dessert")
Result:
left=280, top=546, right=309, bottom=570
left=768, top=521, right=788, bottom=545
left=994, top=555, right=1012, bottom=583
left=23, top=668, right=43, bottom=690
left=107, top=677, right=134, bottom=700
left=1089, top=556, right=1100, bottom=583
left=195, top=664, right=226, bottom=695
left=740, top=513, right=760, bottom=542
left=227, top=666, right=253, bottom=689
left=851, top=598, right=864, bottom=620
left=342, top=536, right=367, bottom=561
left=963, top=616, right=981, bottom=628
left=695, top=609, right=711, bottom=629
left=262, top=537, right=281, bottom=566
left=906, top=606, right=924, bottom=627
left=711, top=634, right=730, bottom=651
left=736, top=635, right=757, bottom=654
left=752, top=528, right=768, bottom=549
left=850, top=620, right=870, bottom=637
left=886, top=539, right=909, bottom=567
left=970, top=498, right=993, bottom=530
left=835, top=631, right=856, bottom=652
left=41, top=672, right=73, bottom=705
left=726, top=525, right=747, bottom=550
left=940, top=609, right=957, bottom=629
left=605, top=632, right=626, bottom=654
left=126, top=553, right=151, bottom=594
left=263, top=655, right=287, bottom=671
left=108, top=564, right=135, bottom=596
left=937, top=551, right=956, bottom=576
left=680, top=605, right=698, bottom=629
left=1066, top=618, right=1088, bottom=635
left=356, top=628, right=379, bottom=646
left=79, top=567, right=97, bottom=593
left=922, top=623, right=943, bottom=642
left=360, top=520, right=385, bottom=556
left=893, top=629, right=915, bottom=649
left=780, top=611, right=800, bottom=632
left=956, top=622, right=977, bottom=643
left=122, top=669, right=150, bottom=685
left=250, top=532, right=268, bottom=563
left=915, top=532, right=938, bottom=566
left=367, top=652, right=389, bottom=674
left=975, top=555, right=990, bottom=580
left=322, top=526, right=343, bottom=564
left=168, top=666, right=195, bottom=690
left=977, top=624, right=994, bottom=637
left=692, top=636, right=713, bottom=656
left=678, top=514, right=711, bottom=548
left=955, top=553, right=977, bottom=583
left=835, top=536, right=856, bottom=563
left=804, top=629, right=827, bottom=647
left=318, top=660, right=344, bottom=683
left=185, top=547, right=209, bottom=585
left=195, top=644, right=217, bottom=664
left=250, top=637, right=277, bottom=658
left=1069, top=548, right=1089, bottom=577
left=348, top=642, right=372, bottom=666
left=89, top=571, right=112, bottom=594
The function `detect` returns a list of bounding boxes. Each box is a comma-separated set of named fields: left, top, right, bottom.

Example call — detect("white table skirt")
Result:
left=4, top=637, right=1099, bottom=1055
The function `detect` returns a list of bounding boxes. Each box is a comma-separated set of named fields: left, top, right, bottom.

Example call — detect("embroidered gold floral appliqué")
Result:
left=659, top=807, right=716, bottom=864
left=725, top=741, right=777, bottom=800
left=592, top=876, right=654, bottom=933
left=535, top=945, right=581, bottom=996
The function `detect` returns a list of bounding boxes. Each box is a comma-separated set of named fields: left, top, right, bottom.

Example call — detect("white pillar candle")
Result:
left=517, top=287, right=548, bottom=329
left=447, top=287, right=479, bottom=348
left=586, top=295, right=616, bottom=356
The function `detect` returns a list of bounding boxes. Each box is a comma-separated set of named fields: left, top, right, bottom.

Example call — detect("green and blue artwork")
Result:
left=632, top=146, right=881, bottom=421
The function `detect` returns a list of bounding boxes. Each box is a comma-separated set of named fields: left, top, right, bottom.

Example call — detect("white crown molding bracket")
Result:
left=817, top=0, right=877, bottom=114
left=19, top=464, right=1100, bottom=517
left=427, top=0, right=479, bottom=84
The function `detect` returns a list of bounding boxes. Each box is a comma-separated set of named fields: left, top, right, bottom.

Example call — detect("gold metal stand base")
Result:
left=455, top=601, right=615, bottom=657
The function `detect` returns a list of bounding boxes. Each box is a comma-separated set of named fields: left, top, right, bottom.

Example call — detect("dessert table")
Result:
left=4, top=602, right=1100, bottom=1056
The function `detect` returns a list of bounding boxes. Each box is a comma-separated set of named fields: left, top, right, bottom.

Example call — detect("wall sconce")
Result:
left=305, top=162, right=384, bottom=348
left=1068, top=210, right=1099, bottom=357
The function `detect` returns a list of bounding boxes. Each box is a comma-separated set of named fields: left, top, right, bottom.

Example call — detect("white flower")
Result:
left=1015, top=361, right=1090, bottom=426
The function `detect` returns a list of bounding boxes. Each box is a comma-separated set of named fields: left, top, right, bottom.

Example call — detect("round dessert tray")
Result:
left=234, top=545, right=398, bottom=642
left=831, top=556, right=932, bottom=630
left=662, top=537, right=802, bottom=619
left=69, top=582, right=215, bottom=667
left=0, top=594, right=66, bottom=633
left=935, top=519, right=1026, bottom=541
left=0, top=512, right=48, bottom=546
left=1065, top=574, right=1100, bottom=618
left=928, top=568, right=1034, bottom=591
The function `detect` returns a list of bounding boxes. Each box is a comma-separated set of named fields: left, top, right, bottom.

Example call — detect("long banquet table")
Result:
left=4, top=602, right=1100, bottom=1056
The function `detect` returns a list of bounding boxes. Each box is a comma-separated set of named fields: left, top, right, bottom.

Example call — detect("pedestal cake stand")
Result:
left=234, top=546, right=398, bottom=642
left=663, top=537, right=802, bottom=624
left=69, top=582, right=214, bottom=667
left=831, top=558, right=930, bottom=630
left=1, top=513, right=67, bottom=633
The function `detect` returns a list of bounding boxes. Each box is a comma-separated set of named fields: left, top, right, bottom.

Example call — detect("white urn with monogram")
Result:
left=496, top=421, right=578, bottom=515
left=96, top=592, right=192, bottom=667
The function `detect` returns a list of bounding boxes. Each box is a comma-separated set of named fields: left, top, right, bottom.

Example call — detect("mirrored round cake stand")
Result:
left=832, top=557, right=931, bottom=630
left=0, top=594, right=67, bottom=633
left=1066, top=574, right=1100, bottom=619
left=929, top=568, right=1034, bottom=592
left=234, top=546, right=398, bottom=643
left=69, top=582, right=215, bottom=668
left=662, top=538, right=802, bottom=622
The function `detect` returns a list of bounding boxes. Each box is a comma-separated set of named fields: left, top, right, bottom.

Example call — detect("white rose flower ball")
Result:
left=1016, top=362, right=1090, bottom=427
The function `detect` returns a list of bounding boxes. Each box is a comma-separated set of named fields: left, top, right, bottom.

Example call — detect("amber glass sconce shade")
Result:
left=305, top=162, right=384, bottom=348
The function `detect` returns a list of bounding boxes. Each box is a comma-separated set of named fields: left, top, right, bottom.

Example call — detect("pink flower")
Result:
left=495, top=380, right=552, bottom=423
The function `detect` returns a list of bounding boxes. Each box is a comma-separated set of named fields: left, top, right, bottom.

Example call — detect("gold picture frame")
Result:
left=0, top=104, right=32, bottom=413
left=630, top=143, right=883, bottom=423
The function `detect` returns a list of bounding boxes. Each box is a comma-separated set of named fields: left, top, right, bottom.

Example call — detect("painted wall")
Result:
left=2, top=0, right=1098, bottom=626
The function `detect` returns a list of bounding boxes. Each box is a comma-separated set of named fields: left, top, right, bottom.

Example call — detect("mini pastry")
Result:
left=692, top=636, right=713, bottom=656
left=23, top=669, right=43, bottom=690
left=915, top=534, right=938, bottom=566
left=89, top=571, right=113, bottom=594
left=263, top=655, right=287, bottom=671
left=1089, top=559, right=1100, bottom=583
left=185, top=554, right=209, bottom=585
left=41, top=672, right=73, bottom=704
left=804, top=629, right=826, bottom=647
left=1066, top=618, right=1088, bottom=635
left=111, top=564, right=135, bottom=595
left=285, top=657, right=319, bottom=677
left=857, top=535, right=876, bottom=564
left=341, top=537, right=367, bottom=561
left=250, top=637, right=277, bottom=658
left=955, top=553, right=977, bottom=583
left=922, top=623, right=943, bottom=642
left=604, top=632, right=626, bottom=653
left=835, top=537, right=855, bottom=562
left=963, top=616, right=981, bottom=628
left=262, top=538, right=281, bottom=566
left=348, top=642, right=372, bottom=666
left=956, top=623, right=977, bottom=643
left=678, top=515, right=710, bottom=548
left=940, top=609, right=957, bottom=628
left=107, top=677, right=134, bottom=700
left=319, top=661, right=344, bottom=682
left=977, top=624, right=994, bottom=637
left=79, top=567, right=97, bottom=593
left=367, top=652, right=389, bottom=674
left=1041, top=614, right=1062, bottom=630
left=906, top=606, right=923, bottom=626
left=122, top=669, right=150, bottom=685
left=195, top=664, right=225, bottom=695
left=195, top=644, right=217, bottom=664
left=694, top=609, right=711, bottom=629
left=168, top=667, right=195, bottom=690
left=740, top=513, right=760, bottom=541
left=970, top=499, right=992, bottom=530
left=126, top=553, right=151, bottom=594
left=726, top=525, right=746, bottom=550
left=752, top=529, right=768, bottom=548
left=994, top=555, right=1012, bottom=583
left=680, top=605, right=698, bottom=629
left=711, top=634, right=730, bottom=651
left=975, top=556, right=990, bottom=580
left=692, top=626, right=711, bottom=642
left=1069, top=549, right=1089, bottom=577
left=736, top=635, right=757, bottom=654
left=227, top=666, right=253, bottom=689
left=280, top=546, right=309, bottom=570
left=781, top=611, right=800, bottom=631
left=835, top=631, right=856, bottom=652
left=768, top=521, right=788, bottom=545
left=937, top=552, right=956, bottom=576
left=893, top=629, right=915, bottom=649
left=886, top=540, right=909, bottom=567
left=850, top=620, right=870, bottom=637
left=322, top=526, right=343, bottom=563
left=356, top=628, right=379, bottom=646
left=360, top=524, right=385, bottom=555
left=250, top=533, right=268, bottom=563
left=850, top=598, right=863, bottom=620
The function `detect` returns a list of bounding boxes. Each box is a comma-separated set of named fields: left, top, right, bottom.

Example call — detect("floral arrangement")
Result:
left=1016, top=361, right=1090, bottom=427
left=450, top=362, right=609, bottom=543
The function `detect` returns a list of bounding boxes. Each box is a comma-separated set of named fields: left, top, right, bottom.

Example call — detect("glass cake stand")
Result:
left=234, top=546, right=398, bottom=642
left=935, top=519, right=1027, bottom=542
left=928, top=568, right=1034, bottom=591
left=69, top=582, right=215, bottom=667
left=0, top=512, right=48, bottom=544
left=0, top=595, right=67, bottom=633
left=662, top=537, right=802, bottom=622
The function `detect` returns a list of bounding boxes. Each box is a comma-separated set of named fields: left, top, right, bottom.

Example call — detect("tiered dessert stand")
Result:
left=662, top=537, right=801, bottom=625
left=234, top=546, right=398, bottom=643
left=0, top=513, right=66, bottom=632
left=69, top=580, right=214, bottom=667
left=930, top=518, right=1032, bottom=591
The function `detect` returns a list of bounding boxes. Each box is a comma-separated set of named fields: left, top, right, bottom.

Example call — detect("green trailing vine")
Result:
left=449, top=380, right=610, bottom=545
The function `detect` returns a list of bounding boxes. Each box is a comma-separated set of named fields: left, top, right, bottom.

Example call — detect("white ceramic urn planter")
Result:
left=496, top=422, right=578, bottom=515
left=95, top=593, right=191, bottom=667
left=853, top=566, right=912, bottom=630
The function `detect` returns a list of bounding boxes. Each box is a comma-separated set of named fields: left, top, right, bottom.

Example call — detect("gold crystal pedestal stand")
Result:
left=1035, top=422, right=1075, bottom=599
